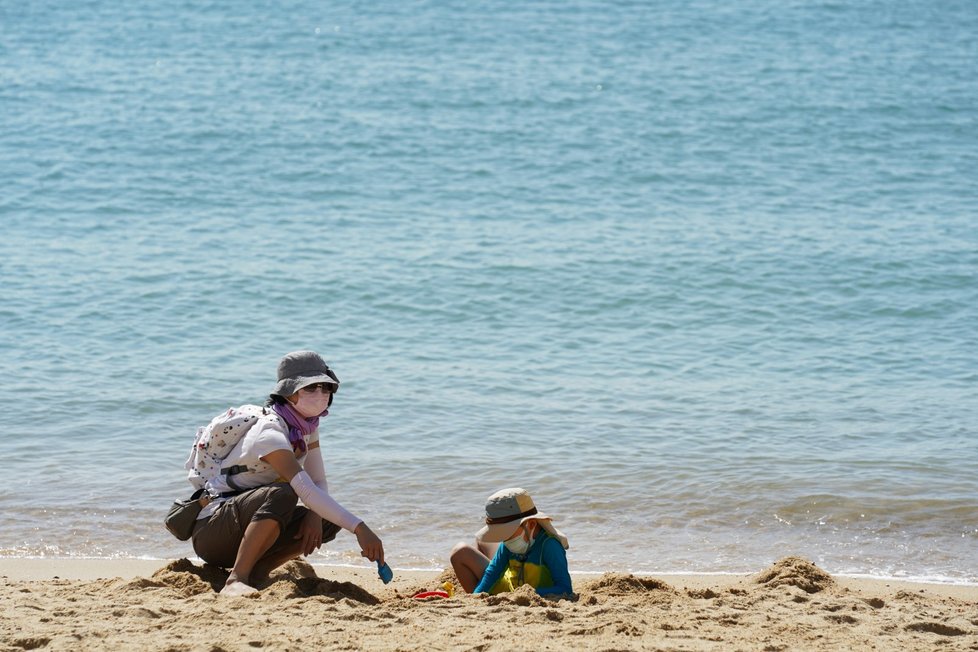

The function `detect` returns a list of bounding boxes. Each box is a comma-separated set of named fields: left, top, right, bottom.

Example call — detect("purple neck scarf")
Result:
left=271, top=402, right=325, bottom=455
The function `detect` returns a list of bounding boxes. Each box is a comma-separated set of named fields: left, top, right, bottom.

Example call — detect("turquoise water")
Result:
left=1, top=1, right=976, bottom=582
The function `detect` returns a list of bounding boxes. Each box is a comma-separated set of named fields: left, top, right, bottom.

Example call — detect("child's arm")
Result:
left=473, top=545, right=510, bottom=594
left=536, top=538, right=573, bottom=596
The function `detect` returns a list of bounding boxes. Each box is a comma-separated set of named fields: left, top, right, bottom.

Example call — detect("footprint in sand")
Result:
left=905, top=622, right=968, bottom=637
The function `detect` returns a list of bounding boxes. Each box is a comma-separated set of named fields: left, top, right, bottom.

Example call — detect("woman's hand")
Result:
left=354, top=522, right=385, bottom=565
left=295, top=511, right=324, bottom=556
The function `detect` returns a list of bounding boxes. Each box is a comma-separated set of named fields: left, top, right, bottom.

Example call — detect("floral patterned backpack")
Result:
left=184, top=405, right=277, bottom=497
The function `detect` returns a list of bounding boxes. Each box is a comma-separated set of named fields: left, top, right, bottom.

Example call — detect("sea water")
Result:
left=1, top=0, right=976, bottom=583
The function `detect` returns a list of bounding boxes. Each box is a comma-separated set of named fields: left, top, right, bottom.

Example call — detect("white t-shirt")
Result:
left=197, top=414, right=338, bottom=521
left=220, top=413, right=319, bottom=488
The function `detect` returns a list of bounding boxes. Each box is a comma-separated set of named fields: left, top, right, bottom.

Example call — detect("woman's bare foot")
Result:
left=221, top=572, right=259, bottom=596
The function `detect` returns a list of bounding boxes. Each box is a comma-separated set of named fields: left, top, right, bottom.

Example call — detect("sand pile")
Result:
left=753, top=555, right=835, bottom=593
left=576, top=572, right=677, bottom=607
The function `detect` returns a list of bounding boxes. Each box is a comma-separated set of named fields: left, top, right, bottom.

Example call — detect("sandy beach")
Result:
left=2, top=556, right=975, bottom=651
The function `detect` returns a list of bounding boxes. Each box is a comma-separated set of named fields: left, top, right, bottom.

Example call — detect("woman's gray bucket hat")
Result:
left=272, top=350, right=340, bottom=398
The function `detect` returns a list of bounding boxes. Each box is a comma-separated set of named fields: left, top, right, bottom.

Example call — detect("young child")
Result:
left=450, top=487, right=572, bottom=596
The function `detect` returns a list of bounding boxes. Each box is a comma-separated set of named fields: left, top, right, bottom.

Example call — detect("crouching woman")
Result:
left=191, top=350, right=384, bottom=596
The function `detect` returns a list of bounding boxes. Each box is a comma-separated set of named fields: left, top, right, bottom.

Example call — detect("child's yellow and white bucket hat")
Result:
left=475, top=487, right=569, bottom=549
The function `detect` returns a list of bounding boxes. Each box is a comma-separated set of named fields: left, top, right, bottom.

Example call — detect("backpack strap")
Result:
left=220, top=464, right=250, bottom=494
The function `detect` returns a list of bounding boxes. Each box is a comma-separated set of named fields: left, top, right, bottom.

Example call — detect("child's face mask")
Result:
left=503, top=526, right=531, bottom=555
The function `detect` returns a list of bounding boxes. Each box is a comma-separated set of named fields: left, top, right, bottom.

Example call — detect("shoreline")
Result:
left=2, top=557, right=976, bottom=600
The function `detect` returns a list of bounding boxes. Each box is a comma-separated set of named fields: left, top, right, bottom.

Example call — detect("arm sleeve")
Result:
left=473, top=545, right=511, bottom=594
left=289, top=470, right=362, bottom=533
left=535, top=538, right=573, bottom=596
left=302, top=445, right=329, bottom=492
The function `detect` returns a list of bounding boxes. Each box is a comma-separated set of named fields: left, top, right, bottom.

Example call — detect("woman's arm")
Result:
left=262, top=448, right=384, bottom=564
left=262, top=449, right=361, bottom=532
left=294, top=442, right=326, bottom=555
left=302, top=442, right=329, bottom=491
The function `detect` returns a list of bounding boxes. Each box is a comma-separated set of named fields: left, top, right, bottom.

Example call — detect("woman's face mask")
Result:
left=291, top=386, right=332, bottom=418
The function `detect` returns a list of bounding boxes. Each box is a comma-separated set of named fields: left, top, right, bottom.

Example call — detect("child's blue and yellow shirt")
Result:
left=474, top=533, right=573, bottom=596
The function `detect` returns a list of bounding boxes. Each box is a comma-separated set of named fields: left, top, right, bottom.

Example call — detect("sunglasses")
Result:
left=299, top=383, right=335, bottom=394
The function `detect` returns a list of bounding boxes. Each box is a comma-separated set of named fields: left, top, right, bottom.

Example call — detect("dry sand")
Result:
left=2, top=556, right=976, bottom=651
